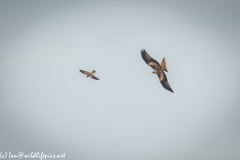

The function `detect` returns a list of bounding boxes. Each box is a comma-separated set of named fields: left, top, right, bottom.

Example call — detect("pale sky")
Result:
left=1, top=1, right=240, bottom=160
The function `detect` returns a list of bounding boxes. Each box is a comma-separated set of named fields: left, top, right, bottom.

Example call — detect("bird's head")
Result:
left=140, top=49, right=146, bottom=54
left=92, top=70, right=96, bottom=73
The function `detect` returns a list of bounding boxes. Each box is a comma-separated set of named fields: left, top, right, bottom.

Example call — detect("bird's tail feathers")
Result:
left=161, top=57, right=168, bottom=72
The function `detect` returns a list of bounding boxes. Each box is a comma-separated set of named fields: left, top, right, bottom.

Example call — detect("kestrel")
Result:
left=79, top=70, right=99, bottom=80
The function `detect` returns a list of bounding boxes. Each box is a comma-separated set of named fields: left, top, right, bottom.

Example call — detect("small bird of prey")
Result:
left=79, top=70, right=99, bottom=80
left=140, top=49, right=174, bottom=93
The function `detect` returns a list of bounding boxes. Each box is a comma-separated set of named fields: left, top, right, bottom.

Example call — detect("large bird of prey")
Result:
left=140, top=49, right=174, bottom=93
left=79, top=70, right=99, bottom=80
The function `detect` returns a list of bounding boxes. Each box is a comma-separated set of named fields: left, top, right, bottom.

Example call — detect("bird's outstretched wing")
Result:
left=148, top=61, right=159, bottom=70
left=91, top=75, right=99, bottom=80
left=141, top=49, right=160, bottom=67
left=158, top=72, right=174, bottom=93
left=161, top=58, right=168, bottom=72
left=141, top=49, right=152, bottom=64
left=79, top=70, right=90, bottom=75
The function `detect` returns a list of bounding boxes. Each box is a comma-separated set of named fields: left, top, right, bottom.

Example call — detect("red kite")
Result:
left=141, top=49, right=174, bottom=93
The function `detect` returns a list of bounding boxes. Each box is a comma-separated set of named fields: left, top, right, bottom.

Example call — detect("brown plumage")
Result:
left=79, top=70, right=99, bottom=80
left=141, top=49, right=174, bottom=93
left=160, top=58, right=168, bottom=72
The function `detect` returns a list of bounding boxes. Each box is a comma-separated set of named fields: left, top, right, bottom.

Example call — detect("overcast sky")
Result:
left=0, top=1, right=240, bottom=160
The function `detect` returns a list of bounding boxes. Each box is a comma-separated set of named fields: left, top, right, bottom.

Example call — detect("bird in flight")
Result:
left=79, top=70, right=99, bottom=80
left=140, top=49, right=174, bottom=93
